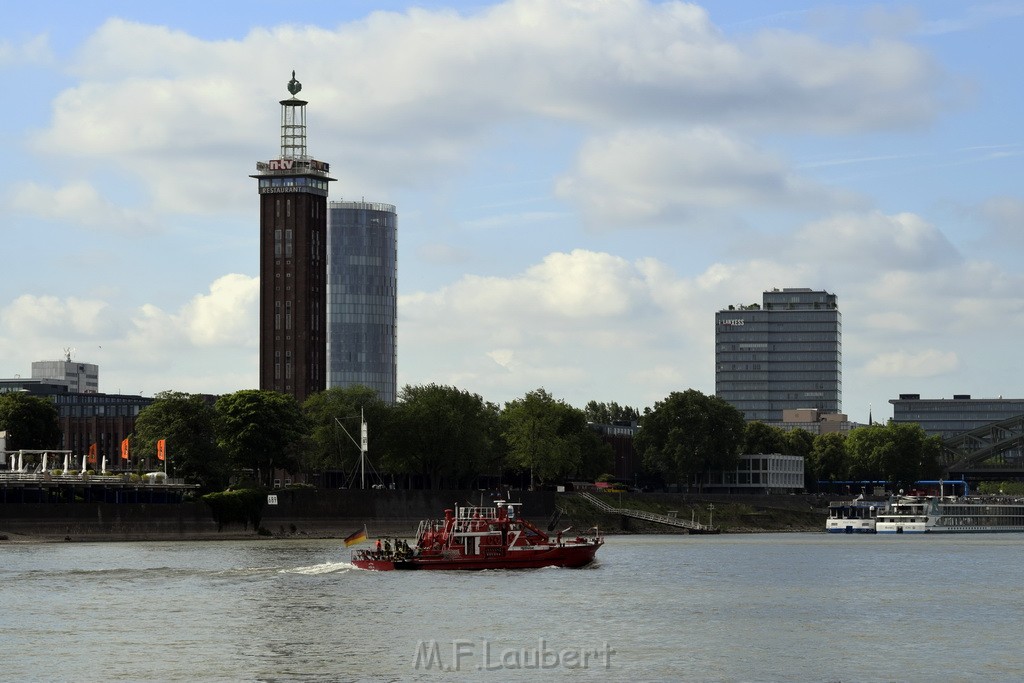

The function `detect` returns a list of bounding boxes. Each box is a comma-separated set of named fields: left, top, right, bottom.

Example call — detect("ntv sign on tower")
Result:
left=255, top=158, right=331, bottom=172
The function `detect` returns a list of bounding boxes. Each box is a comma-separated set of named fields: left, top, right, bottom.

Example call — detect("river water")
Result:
left=2, top=533, right=1023, bottom=682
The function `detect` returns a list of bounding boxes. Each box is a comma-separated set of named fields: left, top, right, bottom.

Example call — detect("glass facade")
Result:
left=715, top=288, right=841, bottom=423
left=326, top=201, right=398, bottom=404
left=890, top=395, right=1024, bottom=439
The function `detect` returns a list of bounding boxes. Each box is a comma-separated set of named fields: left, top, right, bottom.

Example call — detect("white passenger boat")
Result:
left=826, top=496, right=884, bottom=534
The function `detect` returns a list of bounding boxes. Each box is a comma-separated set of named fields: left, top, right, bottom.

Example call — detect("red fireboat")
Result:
left=351, top=500, right=603, bottom=571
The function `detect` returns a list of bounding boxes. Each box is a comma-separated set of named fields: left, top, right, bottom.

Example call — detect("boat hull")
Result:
left=353, top=542, right=602, bottom=571
left=826, top=520, right=876, bottom=534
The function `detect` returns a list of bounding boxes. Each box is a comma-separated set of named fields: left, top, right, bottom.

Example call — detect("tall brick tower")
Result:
left=252, top=72, right=335, bottom=402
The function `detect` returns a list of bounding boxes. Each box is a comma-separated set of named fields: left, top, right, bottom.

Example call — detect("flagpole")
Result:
left=360, top=408, right=368, bottom=490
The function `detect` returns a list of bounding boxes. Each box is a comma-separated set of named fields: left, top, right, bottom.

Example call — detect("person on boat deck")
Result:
left=375, top=538, right=382, bottom=554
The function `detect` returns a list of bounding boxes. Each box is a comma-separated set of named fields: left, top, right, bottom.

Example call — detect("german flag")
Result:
left=343, top=527, right=368, bottom=547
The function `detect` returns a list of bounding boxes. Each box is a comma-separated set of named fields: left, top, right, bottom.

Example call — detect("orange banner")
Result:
left=156, top=439, right=166, bottom=462
left=87, top=443, right=98, bottom=465
left=121, top=438, right=129, bottom=460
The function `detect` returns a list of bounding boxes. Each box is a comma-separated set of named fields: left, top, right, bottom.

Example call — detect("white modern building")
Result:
left=32, top=357, right=98, bottom=393
left=703, top=453, right=805, bottom=493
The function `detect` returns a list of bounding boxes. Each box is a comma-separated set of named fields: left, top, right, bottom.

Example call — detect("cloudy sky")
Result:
left=2, top=0, right=1022, bottom=422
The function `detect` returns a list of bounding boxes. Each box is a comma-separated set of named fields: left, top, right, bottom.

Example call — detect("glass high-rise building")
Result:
left=715, top=288, right=841, bottom=423
left=326, top=201, right=397, bottom=404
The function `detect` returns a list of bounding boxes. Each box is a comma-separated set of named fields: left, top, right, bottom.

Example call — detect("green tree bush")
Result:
left=634, top=389, right=745, bottom=490
left=0, top=393, right=61, bottom=451
left=215, top=390, right=306, bottom=488
left=134, top=391, right=226, bottom=491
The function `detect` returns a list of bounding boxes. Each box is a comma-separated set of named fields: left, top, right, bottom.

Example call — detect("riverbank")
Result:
left=0, top=489, right=828, bottom=542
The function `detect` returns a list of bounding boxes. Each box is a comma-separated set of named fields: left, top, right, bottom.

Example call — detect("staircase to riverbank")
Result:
left=577, top=492, right=718, bottom=533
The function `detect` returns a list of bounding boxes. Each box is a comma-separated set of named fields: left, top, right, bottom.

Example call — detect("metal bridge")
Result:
left=577, top=491, right=718, bottom=533
left=941, top=414, right=1024, bottom=478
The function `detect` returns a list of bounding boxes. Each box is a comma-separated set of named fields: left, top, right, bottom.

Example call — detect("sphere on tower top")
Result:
left=287, top=70, right=302, bottom=97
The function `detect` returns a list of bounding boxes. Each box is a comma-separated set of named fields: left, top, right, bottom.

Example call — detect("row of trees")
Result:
left=624, top=389, right=943, bottom=490
left=130, top=385, right=616, bottom=491
left=1, top=384, right=945, bottom=493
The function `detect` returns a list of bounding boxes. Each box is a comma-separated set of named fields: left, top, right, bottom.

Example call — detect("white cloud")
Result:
left=8, top=181, right=159, bottom=234
left=181, top=274, right=259, bottom=346
left=399, top=247, right=807, bottom=405
left=127, top=273, right=258, bottom=349
left=972, top=196, right=1024, bottom=248
left=0, top=275, right=257, bottom=395
left=557, top=127, right=852, bottom=228
left=398, top=197, right=1024, bottom=411
left=26, top=2, right=945, bottom=216
left=783, top=211, right=961, bottom=272
left=417, top=243, right=473, bottom=265
left=863, top=349, right=959, bottom=378
left=1, top=294, right=112, bottom=339
left=0, top=34, right=54, bottom=67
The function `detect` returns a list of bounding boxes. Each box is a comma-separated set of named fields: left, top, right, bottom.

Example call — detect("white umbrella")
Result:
left=81, top=454, right=86, bottom=472
left=42, top=453, right=48, bottom=471
left=63, top=453, right=69, bottom=472
left=102, top=456, right=107, bottom=473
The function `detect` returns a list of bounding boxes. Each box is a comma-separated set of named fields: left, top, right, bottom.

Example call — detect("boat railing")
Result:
left=414, top=519, right=447, bottom=538
left=456, top=505, right=498, bottom=519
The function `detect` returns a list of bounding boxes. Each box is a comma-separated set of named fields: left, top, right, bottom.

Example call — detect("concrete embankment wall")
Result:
left=0, top=489, right=558, bottom=541
left=0, top=502, right=220, bottom=540
left=0, top=488, right=827, bottom=541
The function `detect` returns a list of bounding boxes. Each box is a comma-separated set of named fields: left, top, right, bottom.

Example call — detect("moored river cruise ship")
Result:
left=875, top=495, right=1024, bottom=534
